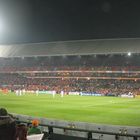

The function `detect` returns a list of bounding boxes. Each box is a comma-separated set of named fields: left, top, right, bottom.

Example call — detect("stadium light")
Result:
left=62, top=55, right=67, bottom=59
left=127, top=52, right=131, bottom=56
left=77, top=55, right=81, bottom=59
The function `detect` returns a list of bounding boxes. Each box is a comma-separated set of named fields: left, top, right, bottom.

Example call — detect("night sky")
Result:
left=0, top=0, right=140, bottom=44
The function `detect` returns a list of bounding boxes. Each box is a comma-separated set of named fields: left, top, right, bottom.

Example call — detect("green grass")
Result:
left=0, top=93, right=140, bottom=126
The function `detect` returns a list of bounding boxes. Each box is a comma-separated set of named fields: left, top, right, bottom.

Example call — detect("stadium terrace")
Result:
left=0, top=38, right=140, bottom=140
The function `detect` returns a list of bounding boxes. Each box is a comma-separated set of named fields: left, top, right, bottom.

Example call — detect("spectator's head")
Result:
left=32, top=119, right=39, bottom=127
left=0, top=108, right=9, bottom=118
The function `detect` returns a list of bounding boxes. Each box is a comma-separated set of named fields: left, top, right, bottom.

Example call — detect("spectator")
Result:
left=0, top=108, right=16, bottom=140
left=28, top=119, right=42, bottom=135
left=16, top=124, right=28, bottom=140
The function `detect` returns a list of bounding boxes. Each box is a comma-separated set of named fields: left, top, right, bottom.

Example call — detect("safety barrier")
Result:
left=13, top=114, right=140, bottom=140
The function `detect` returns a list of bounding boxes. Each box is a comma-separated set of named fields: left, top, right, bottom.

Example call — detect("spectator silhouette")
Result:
left=0, top=108, right=16, bottom=140
left=16, top=124, right=28, bottom=140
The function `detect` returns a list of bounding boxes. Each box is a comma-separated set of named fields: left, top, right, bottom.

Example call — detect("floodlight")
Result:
left=127, top=52, right=131, bottom=56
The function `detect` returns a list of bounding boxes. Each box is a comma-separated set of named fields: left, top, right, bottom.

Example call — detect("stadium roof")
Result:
left=0, top=38, right=140, bottom=57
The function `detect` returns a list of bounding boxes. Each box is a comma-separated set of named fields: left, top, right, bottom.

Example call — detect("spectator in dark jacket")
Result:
left=16, top=124, right=28, bottom=140
left=0, top=108, right=16, bottom=140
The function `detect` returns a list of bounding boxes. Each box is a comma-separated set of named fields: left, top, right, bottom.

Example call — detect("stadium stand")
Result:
left=0, top=54, right=139, bottom=97
left=0, top=38, right=140, bottom=139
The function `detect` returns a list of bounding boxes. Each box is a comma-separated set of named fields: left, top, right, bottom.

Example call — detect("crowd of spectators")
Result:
left=0, top=55, right=140, bottom=71
left=0, top=54, right=139, bottom=95
left=0, top=74, right=139, bottom=95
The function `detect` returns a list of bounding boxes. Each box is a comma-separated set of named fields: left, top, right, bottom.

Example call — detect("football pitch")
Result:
left=0, top=93, right=140, bottom=126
